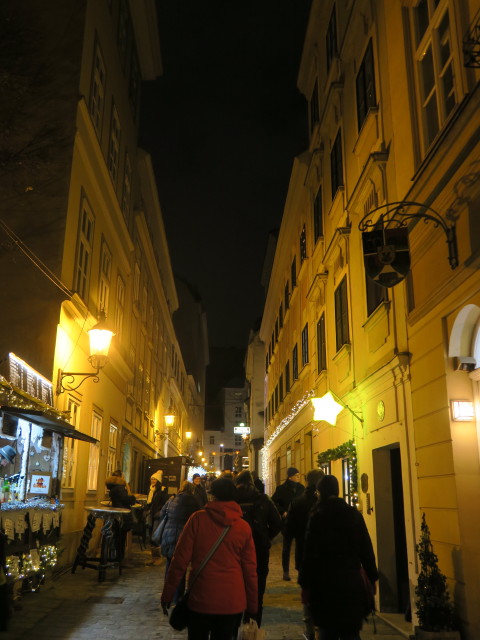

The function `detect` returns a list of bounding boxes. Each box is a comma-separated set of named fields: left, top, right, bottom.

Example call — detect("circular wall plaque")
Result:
left=377, top=400, right=385, bottom=421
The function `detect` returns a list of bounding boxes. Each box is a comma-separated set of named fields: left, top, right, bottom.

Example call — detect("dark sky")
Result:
left=140, top=0, right=311, bottom=349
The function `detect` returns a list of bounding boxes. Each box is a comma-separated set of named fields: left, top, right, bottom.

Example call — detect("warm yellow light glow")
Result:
left=451, top=400, right=475, bottom=422
left=312, top=392, right=344, bottom=425
left=185, top=431, right=192, bottom=440
left=88, top=314, right=115, bottom=368
left=164, top=403, right=175, bottom=427
left=198, top=450, right=203, bottom=457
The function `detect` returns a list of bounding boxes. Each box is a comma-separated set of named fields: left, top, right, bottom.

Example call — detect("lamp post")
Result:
left=56, top=311, right=115, bottom=394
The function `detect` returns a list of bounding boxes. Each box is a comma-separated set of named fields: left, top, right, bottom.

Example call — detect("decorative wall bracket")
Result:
left=56, top=360, right=102, bottom=394
left=358, top=201, right=458, bottom=270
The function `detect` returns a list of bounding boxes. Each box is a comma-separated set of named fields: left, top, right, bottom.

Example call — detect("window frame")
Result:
left=74, top=198, right=95, bottom=302
left=313, top=186, right=323, bottom=243
left=317, top=313, right=327, bottom=373
left=334, top=276, right=349, bottom=352
left=356, top=39, right=377, bottom=131
left=89, top=40, right=106, bottom=135
left=301, top=323, right=309, bottom=367
left=330, top=129, right=344, bottom=199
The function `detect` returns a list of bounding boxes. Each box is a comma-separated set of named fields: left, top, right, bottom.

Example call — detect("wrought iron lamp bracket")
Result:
left=56, top=366, right=101, bottom=394
left=358, top=201, right=458, bottom=269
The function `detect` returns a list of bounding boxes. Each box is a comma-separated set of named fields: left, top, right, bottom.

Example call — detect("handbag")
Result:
left=237, top=619, right=266, bottom=640
left=360, top=566, right=375, bottom=617
left=151, top=497, right=172, bottom=546
left=169, top=525, right=231, bottom=631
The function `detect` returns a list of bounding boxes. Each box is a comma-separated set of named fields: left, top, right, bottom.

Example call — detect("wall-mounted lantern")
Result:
left=56, top=312, right=115, bottom=394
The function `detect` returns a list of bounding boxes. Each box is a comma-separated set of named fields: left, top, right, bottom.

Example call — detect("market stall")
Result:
left=0, top=353, right=97, bottom=593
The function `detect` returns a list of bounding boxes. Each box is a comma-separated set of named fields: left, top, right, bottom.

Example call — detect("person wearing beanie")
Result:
left=146, top=470, right=169, bottom=565
left=234, top=470, right=282, bottom=627
left=161, top=477, right=258, bottom=638
left=0, top=445, right=16, bottom=467
left=271, top=466, right=304, bottom=581
left=192, top=472, right=208, bottom=507
left=299, top=475, right=378, bottom=640
left=284, top=469, right=324, bottom=640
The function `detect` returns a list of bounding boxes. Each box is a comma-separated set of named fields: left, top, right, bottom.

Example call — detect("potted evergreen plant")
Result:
left=414, top=513, right=460, bottom=640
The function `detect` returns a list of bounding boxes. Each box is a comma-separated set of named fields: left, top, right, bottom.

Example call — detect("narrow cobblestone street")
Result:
left=2, top=536, right=411, bottom=640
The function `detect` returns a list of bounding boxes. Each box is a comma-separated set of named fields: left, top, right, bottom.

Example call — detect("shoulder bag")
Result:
left=169, top=525, right=231, bottom=631
left=151, top=497, right=172, bottom=546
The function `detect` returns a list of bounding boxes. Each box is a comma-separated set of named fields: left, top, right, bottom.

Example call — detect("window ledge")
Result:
left=333, top=342, right=351, bottom=363
left=352, top=107, right=379, bottom=158
left=362, top=300, right=391, bottom=330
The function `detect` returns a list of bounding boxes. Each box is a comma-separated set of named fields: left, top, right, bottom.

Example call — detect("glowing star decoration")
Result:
left=312, top=392, right=344, bottom=426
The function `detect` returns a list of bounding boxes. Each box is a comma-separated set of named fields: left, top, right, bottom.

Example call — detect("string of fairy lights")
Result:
left=5, top=544, right=58, bottom=582
left=261, top=388, right=316, bottom=484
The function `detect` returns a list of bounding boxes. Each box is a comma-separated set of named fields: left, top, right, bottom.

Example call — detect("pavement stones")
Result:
left=2, top=536, right=410, bottom=639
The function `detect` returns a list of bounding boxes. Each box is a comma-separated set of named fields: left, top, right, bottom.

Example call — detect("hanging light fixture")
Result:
left=56, top=312, right=115, bottom=394
left=164, top=402, right=176, bottom=428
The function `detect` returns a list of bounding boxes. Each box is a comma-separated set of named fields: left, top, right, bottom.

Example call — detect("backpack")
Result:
left=240, top=496, right=270, bottom=551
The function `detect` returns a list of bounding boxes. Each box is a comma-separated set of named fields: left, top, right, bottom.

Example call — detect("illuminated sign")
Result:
left=7, top=353, right=53, bottom=406
left=234, top=426, right=250, bottom=435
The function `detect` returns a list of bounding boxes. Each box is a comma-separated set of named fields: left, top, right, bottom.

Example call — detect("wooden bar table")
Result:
left=72, top=506, right=131, bottom=582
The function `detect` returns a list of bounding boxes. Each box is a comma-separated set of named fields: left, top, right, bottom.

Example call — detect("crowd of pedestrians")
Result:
left=105, top=466, right=378, bottom=640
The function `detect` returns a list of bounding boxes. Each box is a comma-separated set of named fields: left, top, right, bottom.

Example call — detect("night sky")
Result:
left=140, top=0, right=311, bottom=349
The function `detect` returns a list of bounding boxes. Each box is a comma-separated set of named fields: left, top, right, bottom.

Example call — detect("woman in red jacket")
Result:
left=161, top=478, right=258, bottom=639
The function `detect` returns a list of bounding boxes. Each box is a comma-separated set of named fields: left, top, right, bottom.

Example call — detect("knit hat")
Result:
left=0, top=445, right=16, bottom=463
left=210, top=478, right=237, bottom=501
left=287, top=467, right=300, bottom=478
left=151, top=470, right=163, bottom=483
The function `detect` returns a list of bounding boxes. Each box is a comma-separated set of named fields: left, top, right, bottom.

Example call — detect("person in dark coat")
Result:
left=158, top=480, right=200, bottom=602
left=234, top=470, right=282, bottom=627
left=284, top=469, right=324, bottom=640
left=192, top=473, right=208, bottom=507
left=298, top=475, right=378, bottom=640
left=105, top=470, right=136, bottom=562
left=146, top=470, right=169, bottom=565
left=271, top=466, right=304, bottom=580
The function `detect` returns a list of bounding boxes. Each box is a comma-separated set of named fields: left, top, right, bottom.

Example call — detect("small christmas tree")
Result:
left=415, top=513, right=455, bottom=632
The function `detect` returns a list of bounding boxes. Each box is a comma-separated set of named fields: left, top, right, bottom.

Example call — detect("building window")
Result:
left=274, top=385, right=279, bottom=412
left=310, top=80, right=319, bottom=133
left=235, top=406, right=242, bottom=418
left=366, top=275, right=388, bottom=317
left=284, top=281, right=290, bottom=311
left=265, top=354, right=269, bottom=373
left=301, top=323, right=309, bottom=367
left=87, top=412, right=102, bottom=491
left=320, top=461, right=331, bottom=475
left=331, top=130, right=343, bottom=199
left=292, top=344, right=299, bottom=381
left=317, top=313, right=327, bottom=373
left=285, top=361, right=290, bottom=394
left=300, top=225, right=307, bottom=265
left=115, top=275, right=125, bottom=340
left=99, top=239, right=112, bottom=315
left=210, top=435, right=215, bottom=444
left=279, top=303, right=283, bottom=329
left=122, top=152, right=132, bottom=220
left=107, top=422, right=118, bottom=478
left=62, top=398, right=80, bottom=488
left=334, top=276, right=349, bottom=351
left=279, top=374, right=284, bottom=403
left=326, top=4, right=338, bottom=72
left=356, top=39, right=377, bottom=131
left=108, top=105, right=121, bottom=184
left=129, top=50, right=140, bottom=116
left=235, top=434, right=243, bottom=447
left=313, top=186, right=323, bottom=243
left=74, top=199, right=95, bottom=301
left=411, top=0, right=458, bottom=152
left=133, top=263, right=141, bottom=303
left=275, top=318, right=279, bottom=342
left=291, top=256, right=297, bottom=289
left=90, top=42, right=106, bottom=134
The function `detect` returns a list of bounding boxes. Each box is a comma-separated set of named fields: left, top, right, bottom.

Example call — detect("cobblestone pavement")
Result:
left=2, top=536, right=412, bottom=639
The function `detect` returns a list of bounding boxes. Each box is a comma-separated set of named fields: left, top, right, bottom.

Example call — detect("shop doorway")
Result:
left=373, top=445, right=409, bottom=615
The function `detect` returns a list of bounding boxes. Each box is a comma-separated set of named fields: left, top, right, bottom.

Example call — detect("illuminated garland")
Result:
left=261, top=389, right=315, bottom=485
left=5, top=544, right=58, bottom=581
left=0, top=376, right=67, bottom=423
left=317, top=439, right=358, bottom=506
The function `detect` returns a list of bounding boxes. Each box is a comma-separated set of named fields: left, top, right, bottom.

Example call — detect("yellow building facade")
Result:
left=260, top=1, right=480, bottom=636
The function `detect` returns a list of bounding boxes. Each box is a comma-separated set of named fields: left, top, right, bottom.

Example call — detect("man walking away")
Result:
left=285, top=469, right=324, bottom=640
left=271, top=467, right=304, bottom=581
left=192, top=473, right=208, bottom=507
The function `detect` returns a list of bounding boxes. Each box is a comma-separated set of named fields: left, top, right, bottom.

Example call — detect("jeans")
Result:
left=282, top=533, right=293, bottom=574
left=187, top=610, right=242, bottom=640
